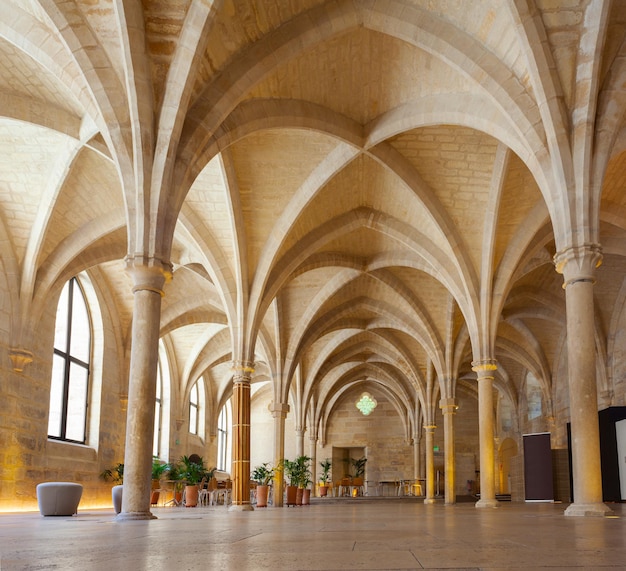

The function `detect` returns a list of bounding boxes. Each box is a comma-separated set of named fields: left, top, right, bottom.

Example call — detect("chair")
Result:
left=339, top=478, right=351, bottom=496
left=204, top=476, right=219, bottom=506
left=351, top=477, right=364, bottom=496
left=215, top=479, right=232, bottom=506
left=196, top=477, right=209, bottom=506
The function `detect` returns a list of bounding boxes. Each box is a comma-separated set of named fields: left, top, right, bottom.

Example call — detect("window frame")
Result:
left=48, top=277, right=92, bottom=444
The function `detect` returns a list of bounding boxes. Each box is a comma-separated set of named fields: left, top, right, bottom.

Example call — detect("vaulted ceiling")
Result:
left=2, top=0, right=626, bottom=431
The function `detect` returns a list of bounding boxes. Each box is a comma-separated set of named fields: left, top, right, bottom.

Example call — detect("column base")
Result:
left=475, top=498, right=499, bottom=509
left=229, top=503, right=254, bottom=512
left=564, top=502, right=613, bottom=517
left=115, top=511, right=157, bottom=521
left=423, top=498, right=437, bottom=505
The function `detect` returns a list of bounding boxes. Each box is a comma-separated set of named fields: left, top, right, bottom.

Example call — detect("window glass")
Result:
left=217, top=403, right=229, bottom=471
left=69, top=287, right=90, bottom=363
left=66, top=363, right=88, bottom=441
left=153, top=360, right=162, bottom=457
left=526, top=372, right=543, bottom=421
left=189, top=383, right=198, bottom=435
left=48, top=277, right=91, bottom=443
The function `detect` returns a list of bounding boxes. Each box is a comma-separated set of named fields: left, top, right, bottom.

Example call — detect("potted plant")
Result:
left=179, top=455, right=207, bottom=507
left=282, top=459, right=299, bottom=506
left=294, top=455, right=311, bottom=506
left=251, top=462, right=274, bottom=508
left=319, top=458, right=332, bottom=497
left=350, top=456, right=367, bottom=479
left=100, top=462, right=124, bottom=513
left=151, top=457, right=169, bottom=505
left=301, top=472, right=313, bottom=505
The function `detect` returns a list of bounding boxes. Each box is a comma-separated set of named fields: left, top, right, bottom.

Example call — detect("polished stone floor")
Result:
left=1, top=498, right=625, bottom=570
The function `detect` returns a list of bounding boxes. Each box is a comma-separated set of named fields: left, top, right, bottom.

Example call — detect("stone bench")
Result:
left=36, top=482, right=83, bottom=516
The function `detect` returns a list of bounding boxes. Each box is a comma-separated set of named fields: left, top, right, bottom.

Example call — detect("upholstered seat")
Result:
left=36, top=482, right=83, bottom=516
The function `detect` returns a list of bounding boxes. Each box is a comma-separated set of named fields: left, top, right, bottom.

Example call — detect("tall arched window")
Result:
left=189, top=382, right=199, bottom=435
left=526, top=372, right=543, bottom=421
left=48, top=277, right=91, bottom=443
left=217, top=402, right=231, bottom=471
left=153, top=359, right=163, bottom=457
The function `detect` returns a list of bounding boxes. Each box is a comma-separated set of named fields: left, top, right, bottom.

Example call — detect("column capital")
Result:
left=125, top=256, right=173, bottom=296
left=439, top=398, right=458, bottom=414
left=471, top=359, right=497, bottom=373
left=231, top=360, right=255, bottom=383
left=269, top=401, right=290, bottom=417
left=423, top=424, right=436, bottom=432
left=9, top=347, right=34, bottom=373
left=554, top=243, right=602, bottom=287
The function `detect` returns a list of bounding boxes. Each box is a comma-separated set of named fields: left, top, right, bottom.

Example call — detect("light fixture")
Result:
left=356, top=392, right=377, bottom=416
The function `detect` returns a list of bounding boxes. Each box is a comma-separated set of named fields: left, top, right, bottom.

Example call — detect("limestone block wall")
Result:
left=0, top=275, right=128, bottom=512
left=317, top=386, right=413, bottom=487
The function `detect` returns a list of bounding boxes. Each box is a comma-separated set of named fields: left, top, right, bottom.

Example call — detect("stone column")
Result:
left=271, top=402, right=289, bottom=507
left=295, top=427, right=305, bottom=457
left=555, top=245, right=611, bottom=516
left=472, top=360, right=498, bottom=508
left=424, top=424, right=436, bottom=504
left=230, top=360, right=254, bottom=511
left=440, top=398, right=458, bottom=505
left=309, top=435, right=317, bottom=495
left=117, top=261, right=169, bottom=521
left=413, top=430, right=421, bottom=482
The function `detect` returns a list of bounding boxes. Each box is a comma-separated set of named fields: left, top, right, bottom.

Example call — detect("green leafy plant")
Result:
left=350, top=456, right=367, bottom=478
left=283, top=455, right=311, bottom=488
left=319, top=458, right=332, bottom=485
left=178, top=455, right=207, bottom=485
left=100, top=462, right=124, bottom=483
left=152, top=457, right=170, bottom=481
left=251, top=462, right=274, bottom=486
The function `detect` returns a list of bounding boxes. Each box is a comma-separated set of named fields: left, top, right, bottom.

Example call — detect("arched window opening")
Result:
left=48, top=277, right=91, bottom=443
left=217, top=401, right=231, bottom=471
left=526, top=372, right=543, bottom=421
left=189, top=382, right=199, bottom=435
left=153, top=359, right=163, bottom=458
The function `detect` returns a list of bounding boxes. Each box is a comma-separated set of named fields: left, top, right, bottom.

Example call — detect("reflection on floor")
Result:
left=1, top=499, right=625, bottom=570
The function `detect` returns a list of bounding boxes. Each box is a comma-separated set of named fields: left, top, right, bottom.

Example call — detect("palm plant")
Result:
left=350, top=456, right=367, bottom=478
left=100, top=462, right=124, bottom=483
left=319, top=458, right=332, bottom=485
left=251, top=463, right=274, bottom=486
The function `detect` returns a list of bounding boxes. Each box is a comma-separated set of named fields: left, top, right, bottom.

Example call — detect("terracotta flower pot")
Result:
left=296, top=487, right=303, bottom=505
left=319, top=485, right=329, bottom=497
left=185, top=484, right=199, bottom=507
left=256, top=484, right=270, bottom=508
left=286, top=485, right=298, bottom=506
left=302, top=489, right=310, bottom=505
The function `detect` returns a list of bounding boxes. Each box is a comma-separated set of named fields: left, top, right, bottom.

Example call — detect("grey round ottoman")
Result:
left=36, top=482, right=83, bottom=516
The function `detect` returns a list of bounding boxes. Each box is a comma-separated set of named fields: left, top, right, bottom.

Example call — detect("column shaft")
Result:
left=556, top=245, right=611, bottom=517
left=271, top=402, right=289, bottom=507
left=472, top=362, right=498, bottom=508
left=424, top=425, right=436, bottom=504
left=117, top=264, right=168, bottom=521
left=441, top=398, right=457, bottom=505
left=231, top=362, right=253, bottom=511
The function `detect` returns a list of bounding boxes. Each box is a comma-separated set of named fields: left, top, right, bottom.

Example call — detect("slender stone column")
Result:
left=295, top=427, right=305, bottom=457
left=472, top=360, right=498, bottom=508
left=555, top=245, right=611, bottom=516
left=413, top=430, right=421, bottom=482
left=230, top=360, right=254, bottom=511
left=440, top=398, right=458, bottom=505
left=309, top=435, right=317, bottom=494
left=117, top=261, right=170, bottom=521
left=423, top=425, right=436, bottom=504
left=271, top=402, right=289, bottom=507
